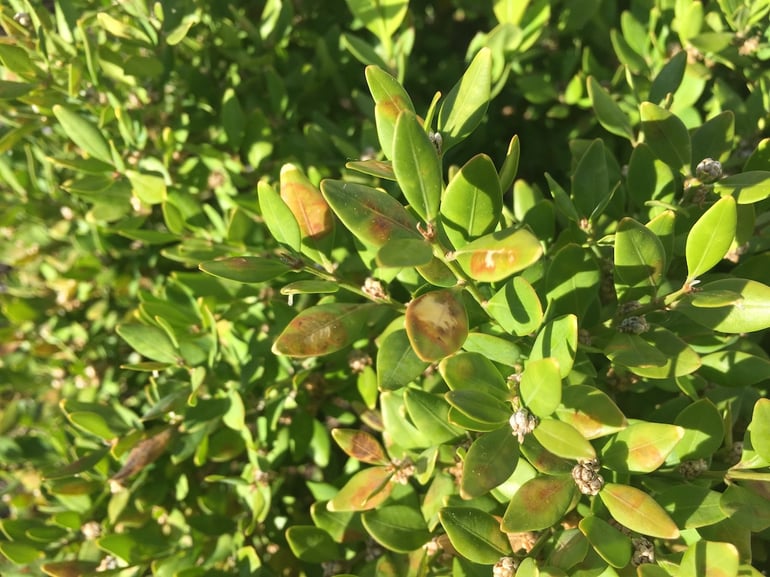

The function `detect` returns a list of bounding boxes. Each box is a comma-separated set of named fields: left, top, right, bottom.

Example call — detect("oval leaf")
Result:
left=640, top=102, right=691, bottom=172
left=439, top=507, right=511, bottom=565
left=600, top=483, right=679, bottom=539
left=614, top=217, right=666, bottom=302
left=579, top=516, right=632, bottom=568
left=199, top=256, right=291, bottom=283
left=286, top=526, right=341, bottom=563
left=405, top=290, right=468, bottom=361
left=602, top=422, right=685, bottom=473
left=332, top=429, right=388, bottom=465
left=362, top=505, right=431, bottom=553
left=587, top=76, right=634, bottom=141
left=533, top=419, right=596, bottom=461
left=454, top=227, right=543, bottom=283
left=461, top=425, right=520, bottom=499
left=675, top=278, right=770, bottom=333
left=556, top=385, right=627, bottom=440
left=502, top=475, right=576, bottom=532
left=328, top=466, right=393, bottom=512
left=487, top=276, right=543, bottom=336
left=52, top=105, right=113, bottom=164
left=686, top=195, right=736, bottom=281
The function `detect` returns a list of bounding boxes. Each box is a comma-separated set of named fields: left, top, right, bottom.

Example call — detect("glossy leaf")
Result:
left=439, top=507, right=511, bottom=564
left=461, top=425, right=520, bottom=499
left=286, top=526, right=341, bottom=562
left=530, top=315, right=578, bottom=378
left=556, top=385, right=627, bottom=440
left=520, top=434, right=575, bottom=476
left=347, top=0, right=408, bottom=44
left=273, top=303, right=382, bottom=357
left=520, top=357, right=562, bottom=417
left=498, top=134, right=521, bottom=193
left=685, top=195, right=736, bottom=281
left=533, top=419, right=596, bottom=461
left=117, top=323, right=179, bottom=364
left=453, top=226, right=543, bottom=283
left=714, top=170, right=770, bottom=204
left=674, top=399, right=724, bottom=460
left=52, top=105, right=113, bottom=164
left=501, top=475, right=576, bottom=532
left=674, top=278, right=770, bottom=333
left=629, top=327, right=701, bottom=379
left=445, top=390, right=511, bottom=426
left=600, top=483, right=679, bottom=539
left=657, top=485, right=728, bottom=528
left=332, top=429, right=388, bottom=465
left=544, top=244, right=600, bottom=320
left=602, top=422, right=685, bottom=473
left=392, top=110, right=442, bottom=222
left=649, top=50, right=687, bottom=104
left=487, top=276, right=543, bottom=336
left=362, top=505, right=431, bottom=553
left=327, top=466, right=393, bottom=512
left=579, top=516, right=631, bottom=568
left=346, top=158, right=396, bottom=180
left=199, top=256, right=291, bottom=283
left=438, top=48, right=492, bottom=152
left=258, top=180, right=301, bottom=252
left=627, top=143, right=677, bottom=211
left=280, top=163, right=335, bottom=253
left=405, top=290, right=468, bottom=361
left=751, top=399, right=770, bottom=462
left=640, top=101, right=691, bottom=172
left=377, top=328, right=430, bottom=390
left=571, top=139, right=608, bottom=219
left=720, top=484, right=770, bottom=532
left=604, top=332, right=667, bottom=370
left=440, top=153, right=502, bottom=249
left=462, top=332, right=521, bottom=367
left=377, top=238, right=434, bottom=267
left=678, top=540, right=739, bottom=577
left=404, top=389, right=464, bottom=444
left=321, top=179, right=420, bottom=247
left=587, top=76, right=634, bottom=141
left=439, top=352, right=509, bottom=400
left=614, top=217, right=666, bottom=302
left=280, top=280, right=339, bottom=295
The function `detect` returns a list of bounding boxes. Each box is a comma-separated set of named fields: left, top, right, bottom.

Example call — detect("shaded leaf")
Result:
left=52, top=105, right=113, bottom=164
left=439, top=507, right=511, bottom=564
left=579, top=516, right=632, bottom=568
left=286, top=526, right=341, bottom=563
left=487, top=276, right=543, bottom=336
left=362, top=505, right=431, bottom=553
left=674, top=278, right=770, bottom=333
left=332, top=429, right=389, bottom=465
left=199, top=256, right=292, bottom=283
left=587, top=76, right=634, bottom=141
left=461, top=425, right=520, bottom=499
left=640, top=102, right=690, bottom=172
left=377, top=328, right=430, bottom=390
left=556, top=385, right=627, bottom=440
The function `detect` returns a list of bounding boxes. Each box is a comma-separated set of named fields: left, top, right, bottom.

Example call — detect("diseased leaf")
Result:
left=405, top=290, right=468, bottom=361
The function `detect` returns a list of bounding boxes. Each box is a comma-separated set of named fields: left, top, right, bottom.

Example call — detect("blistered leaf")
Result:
left=286, top=526, right=341, bottom=563
left=332, top=429, right=388, bottom=465
left=440, top=153, right=502, bottom=248
left=600, top=483, right=679, bottom=539
left=520, top=358, right=561, bottom=417
left=273, top=303, right=382, bottom=357
left=321, top=179, right=420, bottom=247
left=405, top=290, right=468, bottom=361
left=52, top=105, right=113, bottom=164
left=602, top=422, right=685, bottom=473
left=438, top=48, right=492, bottom=152
left=392, top=110, right=442, bottom=222
left=453, top=227, right=543, bottom=283
left=686, top=195, right=736, bottom=281
left=461, top=426, right=520, bottom=499
left=362, top=505, right=431, bottom=553
left=587, top=76, right=634, bottom=141
left=640, top=102, right=691, bottom=172
left=502, top=475, right=576, bottom=532
left=199, top=256, right=292, bottom=283
left=439, top=507, right=512, bottom=564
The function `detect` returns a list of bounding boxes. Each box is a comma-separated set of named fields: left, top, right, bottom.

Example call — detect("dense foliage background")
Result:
left=2, top=1, right=770, bottom=576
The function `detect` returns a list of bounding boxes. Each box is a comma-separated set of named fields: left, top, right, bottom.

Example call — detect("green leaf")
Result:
left=367, top=64, right=415, bottom=159
left=286, top=526, right=341, bottom=563
left=498, top=135, right=521, bottom=193
left=614, top=217, right=666, bottom=302
left=487, top=276, right=543, bottom=336
left=602, top=422, right=685, bottom=473
left=627, top=143, right=677, bottom=210
left=439, top=507, right=512, bottom=565
left=117, top=323, right=179, bottom=364
left=52, top=105, right=113, bottom=164
left=67, top=411, right=117, bottom=440
left=328, top=466, right=394, bottom=512
left=377, top=329, right=430, bottom=390
left=674, top=399, right=724, bottom=460
left=571, top=139, right=609, bottom=219
left=714, top=170, right=770, bottom=204
left=679, top=540, right=739, bottom=577
left=381, top=390, right=431, bottom=449
left=332, top=429, right=389, bottom=465
left=405, top=290, right=468, bottom=362
left=530, top=315, right=578, bottom=378
left=555, top=385, right=627, bottom=440
left=599, top=483, right=680, bottom=539
left=691, top=110, right=734, bottom=170
left=587, top=76, right=634, bottom=141
left=346, top=158, right=396, bottom=180
left=750, top=398, right=770, bottom=463
left=392, top=110, right=442, bottom=222
left=440, top=154, right=502, bottom=249
left=520, top=434, right=579, bottom=476
left=321, top=179, right=420, bottom=247
left=461, top=425, right=520, bottom=499
left=199, top=256, right=291, bottom=283
left=462, top=333, right=522, bottom=367
left=533, top=419, right=596, bottom=460
left=445, top=390, right=511, bottom=427
left=649, top=50, right=687, bottom=104
left=685, top=195, right=736, bottom=281
left=346, top=0, right=408, bottom=42
left=377, top=238, right=434, bottom=267
left=439, top=352, right=509, bottom=400
left=640, top=102, right=691, bottom=172
left=438, top=48, right=492, bottom=152
left=579, top=516, right=632, bottom=568
left=610, top=28, right=647, bottom=74
left=604, top=332, right=667, bottom=370
left=404, top=389, right=465, bottom=444
left=0, top=541, right=41, bottom=565
left=362, top=505, right=431, bottom=553
left=657, top=485, right=727, bottom=529
left=502, top=475, right=576, bottom=532
left=699, top=349, right=770, bottom=387
left=453, top=226, right=543, bottom=283
left=258, top=180, right=301, bottom=252
left=674, top=278, right=770, bottom=333
left=544, top=244, right=600, bottom=320
left=43, top=446, right=111, bottom=479
left=221, top=87, right=245, bottom=148
left=629, top=327, right=701, bottom=379
left=280, top=280, right=339, bottom=295
left=273, top=303, right=382, bottom=357
left=520, top=358, right=562, bottom=417
left=719, top=484, right=770, bottom=532
left=0, top=80, right=35, bottom=99
left=41, top=561, right=101, bottom=577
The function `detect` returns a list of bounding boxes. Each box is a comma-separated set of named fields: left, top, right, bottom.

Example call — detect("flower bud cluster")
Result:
left=572, top=458, right=604, bottom=495
left=509, top=408, right=538, bottom=443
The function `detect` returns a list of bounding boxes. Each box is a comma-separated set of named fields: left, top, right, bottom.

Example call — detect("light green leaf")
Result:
left=686, top=195, right=736, bottom=281
left=587, top=76, right=634, bottom=141
left=52, top=105, right=113, bottom=164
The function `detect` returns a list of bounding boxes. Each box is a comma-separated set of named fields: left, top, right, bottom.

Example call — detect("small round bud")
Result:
left=509, top=408, right=538, bottom=443
left=14, top=12, right=32, bottom=27
left=632, top=537, right=655, bottom=565
left=618, top=315, right=649, bottom=334
left=429, top=131, right=443, bottom=154
left=572, top=458, right=604, bottom=495
left=695, top=158, right=723, bottom=183
left=493, top=556, right=519, bottom=577
left=679, top=458, right=708, bottom=480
